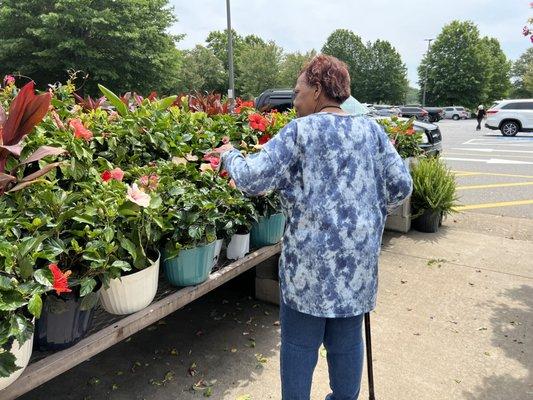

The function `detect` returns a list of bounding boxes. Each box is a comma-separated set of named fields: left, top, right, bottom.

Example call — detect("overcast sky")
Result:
left=168, top=0, right=532, bottom=88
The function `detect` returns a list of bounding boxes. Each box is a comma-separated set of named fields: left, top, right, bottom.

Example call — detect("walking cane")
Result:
left=364, top=312, right=376, bottom=400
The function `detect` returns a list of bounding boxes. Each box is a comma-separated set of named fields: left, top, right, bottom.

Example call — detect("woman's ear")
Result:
left=313, top=82, right=322, bottom=100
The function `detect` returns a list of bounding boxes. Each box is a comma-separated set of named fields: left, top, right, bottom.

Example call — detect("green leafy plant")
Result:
left=410, top=157, right=459, bottom=217
left=376, top=116, right=423, bottom=159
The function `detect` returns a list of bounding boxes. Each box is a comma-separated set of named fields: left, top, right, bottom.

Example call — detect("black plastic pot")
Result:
left=412, top=209, right=442, bottom=233
left=35, top=290, right=96, bottom=351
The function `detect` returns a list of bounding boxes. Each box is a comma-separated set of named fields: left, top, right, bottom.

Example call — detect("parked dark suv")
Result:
left=255, top=89, right=442, bottom=156
left=399, top=106, right=429, bottom=122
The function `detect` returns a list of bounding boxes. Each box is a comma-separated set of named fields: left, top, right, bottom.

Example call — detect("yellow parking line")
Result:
left=454, top=172, right=483, bottom=177
left=457, top=182, right=533, bottom=190
left=455, top=199, right=533, bottom=211
left=451, top=170, right=533, bottom=179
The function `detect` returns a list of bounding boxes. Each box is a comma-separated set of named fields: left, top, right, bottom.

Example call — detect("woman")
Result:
left=217, top=54, right=412, bottom=400
left=476, top=104, right=486, bottom=131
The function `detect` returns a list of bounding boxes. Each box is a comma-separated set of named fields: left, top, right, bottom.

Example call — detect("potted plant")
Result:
left=96, top=175, right=163, bottom=315
left=250, top=192, right=286, bottom=248
left=0, top=200, right=65, bottom=389
left=156, top=162, right=218, bottom=287
left=410, top=156, right=459, bottom=233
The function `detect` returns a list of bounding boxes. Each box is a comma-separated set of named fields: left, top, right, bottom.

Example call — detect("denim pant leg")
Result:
left=323, top=314, right=364, bottom=400
left=280, top=302, right=326, bottom=400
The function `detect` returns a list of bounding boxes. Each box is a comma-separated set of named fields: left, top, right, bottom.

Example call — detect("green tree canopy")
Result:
left=236, top=41, right=283, bottom=98
left=365, top=40, right=408, bottom=104
left=510, top=48, right=533, bottom=98
left=278, top=50, right=317, bottom=88
left=417, top=20, right=489, bottom=107
left=0, top=0, right=183, bottom=95
left=177, top=45, right=226, bottom=93
left=478, top=37, right=511, bottom=102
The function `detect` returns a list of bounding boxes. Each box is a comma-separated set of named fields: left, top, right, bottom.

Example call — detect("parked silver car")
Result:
left=443, top=106, right=469, bottom=120
left=373, top=105, right=402, bottom=117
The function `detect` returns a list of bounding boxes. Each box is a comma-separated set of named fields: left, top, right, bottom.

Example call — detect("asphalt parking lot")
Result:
left=438, top=119, right=533, bottom=219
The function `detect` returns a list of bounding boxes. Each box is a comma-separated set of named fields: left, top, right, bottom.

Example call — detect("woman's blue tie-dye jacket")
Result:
left=222, top=113, right=413, bottom=318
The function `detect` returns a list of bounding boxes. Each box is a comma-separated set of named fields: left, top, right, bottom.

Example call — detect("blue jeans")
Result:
left=280, top=302, right=365, bottom=400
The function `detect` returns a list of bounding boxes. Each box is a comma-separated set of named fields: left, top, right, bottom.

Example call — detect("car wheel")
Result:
left=452, top=115, right=459, bottom=120
left=500, top=121, right=519, bottom=137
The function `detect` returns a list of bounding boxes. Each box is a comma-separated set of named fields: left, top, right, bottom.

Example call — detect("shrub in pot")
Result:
left=410, top=156, right=459, bottom=233
left=156, top=163, right=218, bottom=286
left=250, top=192, right=286, bottom=248
left=0, top=202, right=62, bottom=386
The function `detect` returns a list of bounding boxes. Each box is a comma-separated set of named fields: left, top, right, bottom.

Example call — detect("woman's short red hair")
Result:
left=301, top=54, right=351, bottom=103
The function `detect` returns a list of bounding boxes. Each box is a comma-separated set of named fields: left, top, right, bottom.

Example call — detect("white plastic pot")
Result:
left=212, top=239, right=224, bottom=268
left=226, top=233, right=250, bottom=260
left=99, top=254, right=160, bottom=315
left=0, top=332, right=34, bottom=390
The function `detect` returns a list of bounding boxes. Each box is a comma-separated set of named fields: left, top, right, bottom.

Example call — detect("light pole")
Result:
left=421, top=38, right=433, bottom=108
left=226, top=0, right=235, bottom=113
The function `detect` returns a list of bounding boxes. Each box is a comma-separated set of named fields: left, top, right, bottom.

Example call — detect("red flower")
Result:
left=405, top=128, right=415, bottom=136
left=235, top=99, right=254, bottom=113
left=69, top=118, right=93, bottom=141
left=248, top=113, right=268, bottom=132
left=258, top=134, right=271, bottom=145
left=523, top=26, right=530, bottom=36
left=220, top=169, right=229, bottom=178
left=49, top=263, right=72, bottom=296
left=101, top=167, right=124, bottom=182
left=101, top=170, right=112, bottom=182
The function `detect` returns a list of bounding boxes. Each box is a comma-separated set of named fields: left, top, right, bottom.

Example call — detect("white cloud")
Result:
left=169, top=0, right=532, bottom=87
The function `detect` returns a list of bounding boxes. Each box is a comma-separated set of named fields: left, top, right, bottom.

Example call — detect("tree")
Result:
left=417, top=21, right=488, bottom=107
left=510, top=48, right=533, bottom=98
left=478, top=37, right=511, bottom=102
left=205, top=30, right=269, bottom=95
left=278, top=50, right=317, bottom=88
left=236, top=41, right=282, bottom=98
left=405, top=87, right=420, bottom=105
left=365, top=40, right=408, bottom=104
left=0, top=0, right=182, bottom=95
left=176, top=45, right=226, bottom=93
left=322, top=29, right=369, bottom=100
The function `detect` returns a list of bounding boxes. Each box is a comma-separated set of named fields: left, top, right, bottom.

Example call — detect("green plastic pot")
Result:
left=251, top=213, right=286, bottom=248
left=163, top=241, right=216, bottom=287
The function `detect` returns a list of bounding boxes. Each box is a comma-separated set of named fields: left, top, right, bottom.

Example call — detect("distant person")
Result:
left=476, top=105, right=486, bottom=131
left=216, top=54, right=412, bottom=400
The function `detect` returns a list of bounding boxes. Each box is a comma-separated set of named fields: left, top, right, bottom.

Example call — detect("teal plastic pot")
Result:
left=163, top=241, right=216, bottom=287
left=251, top=213, right=286, bottom=248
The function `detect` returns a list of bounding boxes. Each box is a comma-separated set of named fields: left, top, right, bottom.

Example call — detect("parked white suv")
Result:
left=485, top=99, right=533, bottom=136
left=443, top=106, right=469, bottom=120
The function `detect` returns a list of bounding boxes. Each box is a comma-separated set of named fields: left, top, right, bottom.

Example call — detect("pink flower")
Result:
left=3, top=75, right=15, bottom=86
left=110, top=167, right=124, bottom=181
left=221, top=136, right=230, bottom=144
left=126, top=183, right=151, bottom=207
left=523, top=26, right=530, bottom=36
left=139, top=174, right=158, bottom=191
left=69, top=118, right=93, bottom=141
left=203, top=154, right=220, bottom=169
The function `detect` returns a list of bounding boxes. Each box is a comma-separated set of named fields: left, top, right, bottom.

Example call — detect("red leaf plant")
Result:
left=73, top=93, right=107, bottom=111
left=0, top=82, right=66, bottom=194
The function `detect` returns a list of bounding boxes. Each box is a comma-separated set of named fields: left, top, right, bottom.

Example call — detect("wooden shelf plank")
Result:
left=1, top=243, right=281, bottom=400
